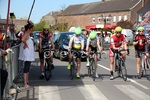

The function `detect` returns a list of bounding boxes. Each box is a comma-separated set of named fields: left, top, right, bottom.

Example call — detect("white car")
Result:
left=122, top=29, right=133, bottom=45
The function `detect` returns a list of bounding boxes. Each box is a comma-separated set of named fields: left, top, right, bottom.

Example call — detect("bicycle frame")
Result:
left=88, top=51, right=97, bottom=81
left=140, top=52, right=150, bottom=79
left=114, top=51, right=127, bottom=81
left=43, top=49, right=52, bottom=81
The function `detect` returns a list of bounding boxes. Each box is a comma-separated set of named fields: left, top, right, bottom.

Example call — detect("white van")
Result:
left=122, top=29, right=133, bottom=45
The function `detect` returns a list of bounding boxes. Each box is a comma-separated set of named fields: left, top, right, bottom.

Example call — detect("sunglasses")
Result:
left=43, top=29, right=49, bottom=31
left=138, top=30, right=144, bottom=32
left=116, top=32, right=121, bottom=34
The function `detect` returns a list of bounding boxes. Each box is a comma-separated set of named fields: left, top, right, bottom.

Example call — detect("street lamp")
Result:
left=10, top=12, right=16, bottom=26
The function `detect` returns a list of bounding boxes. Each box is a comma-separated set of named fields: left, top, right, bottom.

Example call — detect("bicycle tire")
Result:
left=120, top=59, right=127, bottom=81
left=70, top=58, right=75, bottom=80
left=139, top=54, right=146, bottom=78
left=91, top=60, right=96, bottom=81
left=44, top=61, right=52, bottom=81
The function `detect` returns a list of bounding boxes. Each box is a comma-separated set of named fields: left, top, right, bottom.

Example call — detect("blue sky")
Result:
left=0, top=0, right=100, bottom=23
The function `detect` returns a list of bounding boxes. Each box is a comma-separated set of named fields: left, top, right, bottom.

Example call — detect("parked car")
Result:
left=31, top=31, right=40, bottom=52
left=53, top=32, right=87, bottom=61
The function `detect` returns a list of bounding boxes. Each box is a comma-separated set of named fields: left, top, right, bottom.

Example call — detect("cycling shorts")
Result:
left=135, top=50, right=145, bottom=58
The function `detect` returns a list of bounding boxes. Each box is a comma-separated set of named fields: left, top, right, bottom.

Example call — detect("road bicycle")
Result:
left=87, top=51, right=100, bottom=81
left=139, top=52, right=150, bottom=80
left=43, top=49, right=54, bottom=81
left=114, top=50, right=127, bottom=81
left=69, top=50, right=82, bottom=80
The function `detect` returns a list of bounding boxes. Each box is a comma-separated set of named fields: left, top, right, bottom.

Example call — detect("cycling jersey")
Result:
left=87, top=37, right=99, bottom=47
left=133, top=34, right=146, bottom=51
left=109, top=34, right=127, bottom=49
left=39, top=32, right=52, bottom=49
left=145, top=33, right=150, bottom=52
left=70, top=34, right=84, bottom=50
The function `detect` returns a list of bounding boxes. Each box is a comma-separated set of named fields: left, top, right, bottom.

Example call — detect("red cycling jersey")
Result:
left=109, top=34, right=127, bottom=49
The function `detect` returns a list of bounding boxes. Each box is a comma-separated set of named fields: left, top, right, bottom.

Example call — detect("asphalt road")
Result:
left=17, top=47, right=150, bottom=100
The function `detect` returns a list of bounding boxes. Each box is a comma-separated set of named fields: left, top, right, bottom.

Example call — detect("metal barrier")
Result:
left=0, top=45, right=21, bottom=99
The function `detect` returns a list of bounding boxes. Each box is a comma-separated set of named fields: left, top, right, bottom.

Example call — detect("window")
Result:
left=98, top=17, right=102, bottom=23
left=113, top=16, right=116, bottom=22
left=118, top=16, right=122, bottom=21
left=124, top=15, right=127, bottom=21
left=138, top=14, right=142, bottom=22
left=92, top=17, right=96, bottom=23
left=106, top=16, right=110, bottom=23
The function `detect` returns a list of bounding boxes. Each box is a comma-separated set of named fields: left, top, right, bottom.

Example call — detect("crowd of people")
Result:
left=1, top=22, right=150, bottom=99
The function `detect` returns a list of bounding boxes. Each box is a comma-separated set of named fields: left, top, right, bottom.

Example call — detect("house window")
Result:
left=113, top=16, right=116, bottom=22
left=118, top=16, right=122, bottom=21
left=138, top=14, right=142, bottom=22
left=92, top=17, right=96, bottom=23
left=106, top=16, right=111, bottom=23
left=98, top=17, right=102, bottom=23
left=124, top=15, right=127, bottom=21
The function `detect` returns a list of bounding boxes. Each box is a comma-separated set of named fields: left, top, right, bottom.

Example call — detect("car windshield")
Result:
left=61, top=33, right=74, bottom=42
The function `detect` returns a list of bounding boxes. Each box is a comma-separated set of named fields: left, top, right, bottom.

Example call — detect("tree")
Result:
left=34, top=20, right=49, bottom=31
left=139, top=11, right=150, bottom=26
left=116, top=20, right=133, bottom=29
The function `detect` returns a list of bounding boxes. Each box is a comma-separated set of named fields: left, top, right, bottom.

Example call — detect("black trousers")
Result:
left=0, top=69, right=8, bottom=98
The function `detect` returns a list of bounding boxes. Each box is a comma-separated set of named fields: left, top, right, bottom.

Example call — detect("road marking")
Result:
left=78, top=85, right=108, bottom=100
left=97, top=64, right=149, bottom=90
left=39, top=86, right=61, bottom=100
left=115, top=85, right=150, bottom=100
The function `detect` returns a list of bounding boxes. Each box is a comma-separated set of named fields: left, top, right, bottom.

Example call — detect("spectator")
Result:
left=0, top=49, right=8, bottom=99
left=0, top=28, right=4, bottom=48
left=82, top=29, right=89, bottom=38
left=18, top=21, right=34, bottom=88
left=17, top=27, right=25, bottom=39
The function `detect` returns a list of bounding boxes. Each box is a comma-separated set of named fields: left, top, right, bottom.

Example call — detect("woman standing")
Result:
left=19, top=21, right=34, bottom=87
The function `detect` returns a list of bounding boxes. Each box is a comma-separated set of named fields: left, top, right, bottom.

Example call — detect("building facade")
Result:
left=57, top=0, right=150, bottom=29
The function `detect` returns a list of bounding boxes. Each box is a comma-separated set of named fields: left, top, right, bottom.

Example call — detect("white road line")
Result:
left=97, top=64, right=149, bottom=90
left=115, top=85, right=150, bottom=100
left=39, top=86, right=61, bottom=100
left=78, top=85, right=108, bottom=100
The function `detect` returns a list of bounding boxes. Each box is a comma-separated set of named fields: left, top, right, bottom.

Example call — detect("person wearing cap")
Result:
left=133, top=26, right=147, bottom=78
left=86, top=31, right=102, bottom=78
left=67, top=27, right=84, bottom=78
left=19, top=21, right=34, bottom=88
left=109, top=26, right=128, bottom=80
left=39, top=24, right=55, bottom=79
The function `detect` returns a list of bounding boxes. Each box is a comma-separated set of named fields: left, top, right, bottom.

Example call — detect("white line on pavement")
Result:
left=97, top=64, right=149, bottom=90
left=115, top=85, right=150, bottom=100
left=78, top=85, right=108, bottom=100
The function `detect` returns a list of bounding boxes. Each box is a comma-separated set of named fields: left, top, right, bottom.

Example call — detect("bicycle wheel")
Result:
left=120, top=59, right=127, bottom=81
left=44, top=61, right=52, bottom=81
left=88, top=61, right=92, bottom=77
left=139, top=54, right=146, bottom=78
left=70, top=59, right=75, bottom=80
left=91, top=60, right=96, bottom=81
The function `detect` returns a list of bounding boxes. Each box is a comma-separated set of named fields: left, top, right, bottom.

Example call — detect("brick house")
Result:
left=57, top=0, right=150, bottom=29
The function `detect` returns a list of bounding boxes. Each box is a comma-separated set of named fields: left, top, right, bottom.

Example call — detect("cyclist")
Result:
left=86, top=31, right=102, bottom=78
left=39, top=24, right=55, bottom=79
left=109, top=26, right=128, bottom=80
left=133, top=26, right=147, bottom=78
left=67, top=27, right=84, bottom=78
left=145, top=28, right=150, bottom=58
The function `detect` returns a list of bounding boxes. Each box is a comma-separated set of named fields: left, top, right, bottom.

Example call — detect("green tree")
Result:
left=34, top=20, right=49, bottom=31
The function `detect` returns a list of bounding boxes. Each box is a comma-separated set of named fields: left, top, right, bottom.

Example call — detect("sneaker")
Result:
left=110, top=75, right=114, bottom=80
left=76, top=73, right=80, bottom=78
left=67, top=64, right=71, bottom=70
left=95, top=73, right=99, bottom=78
left=137, top=74, right=141, bottom=79
left=40, top=74, right=44, bottom=79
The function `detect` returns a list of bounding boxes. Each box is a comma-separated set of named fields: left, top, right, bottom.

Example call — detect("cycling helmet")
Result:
left=75, top=27, right=82, bottom=35
left=137, top=26, right=144, bottom=31
left=89, top=31, right=97, bottom=39
left=43, top=24, right=50, bottom=29
left=115, top=26, right=122, bottom=32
